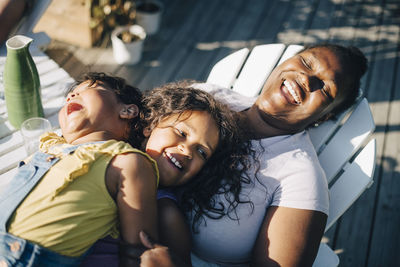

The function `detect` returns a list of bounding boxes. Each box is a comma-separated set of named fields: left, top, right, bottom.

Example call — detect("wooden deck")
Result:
left=43, top=0, right=400, bottom=266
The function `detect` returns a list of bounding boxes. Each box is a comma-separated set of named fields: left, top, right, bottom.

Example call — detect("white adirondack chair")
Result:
left=206, top=44, right=376, bottom=267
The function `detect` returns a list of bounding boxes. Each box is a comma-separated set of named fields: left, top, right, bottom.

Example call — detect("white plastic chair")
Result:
left=207, top=44, right=376, bottom=267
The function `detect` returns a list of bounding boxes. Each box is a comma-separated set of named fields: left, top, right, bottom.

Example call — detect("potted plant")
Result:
left=111, top=24, right=146, bottom=65
left=135, top=0, right=163, bottom=35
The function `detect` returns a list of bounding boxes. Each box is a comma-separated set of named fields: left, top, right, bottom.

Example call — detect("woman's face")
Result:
left=253, top=47, right=350, bottom=132
left=143, top=111, right=219, bottom=187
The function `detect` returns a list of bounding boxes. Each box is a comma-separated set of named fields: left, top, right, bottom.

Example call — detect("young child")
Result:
left=144, top=82, right=254, bottom=263
left=0, top=72, right=159, bottom=267
left=82, top=82, right=253, bottom=266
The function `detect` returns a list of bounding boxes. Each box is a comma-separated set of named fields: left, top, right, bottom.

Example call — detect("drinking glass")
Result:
left=20, top=117, right=52, bottom=155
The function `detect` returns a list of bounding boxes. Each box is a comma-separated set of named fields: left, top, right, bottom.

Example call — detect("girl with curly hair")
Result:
left=139, top=83, right=255, bottom=263
left=83, top=82, right=253, bottom=266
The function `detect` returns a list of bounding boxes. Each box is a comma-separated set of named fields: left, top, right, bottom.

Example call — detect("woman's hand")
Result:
left=139, top=231, right=191, bottom=267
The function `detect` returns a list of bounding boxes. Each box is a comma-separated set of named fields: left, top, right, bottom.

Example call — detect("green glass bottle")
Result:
left=3, top=35, right=44, bottom=129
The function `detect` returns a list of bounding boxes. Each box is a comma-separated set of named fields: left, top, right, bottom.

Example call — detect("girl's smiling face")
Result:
left=143, top=110, right=220, bottom=187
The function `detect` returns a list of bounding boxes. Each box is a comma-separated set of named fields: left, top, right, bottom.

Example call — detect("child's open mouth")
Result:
left=67, top=102, right=83, bottom=115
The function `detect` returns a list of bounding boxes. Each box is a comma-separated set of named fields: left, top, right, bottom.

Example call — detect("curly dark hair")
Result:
left=298, top=43, right=368, bottom=117
left=141, top=81, right=255, bottom=231
left=66, top=72, right=144, bottom=148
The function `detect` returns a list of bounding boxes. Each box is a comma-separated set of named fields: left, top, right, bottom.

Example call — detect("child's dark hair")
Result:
left=298, top=43, right=368, bottom=116
left=66, top=72, right=144, bottom=148
left=142, top=81, right=254, bottom=231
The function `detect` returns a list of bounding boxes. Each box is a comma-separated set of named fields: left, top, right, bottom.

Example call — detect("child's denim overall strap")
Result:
left=0, top=141, right=104, bottom=266
left=0, top=140, right=105, bottom=230
left=0, top=151, right=60, bottom=231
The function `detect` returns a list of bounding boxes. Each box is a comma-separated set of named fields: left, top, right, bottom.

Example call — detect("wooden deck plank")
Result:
left=64, top=48, right=104, bottom=80
left=173, top=0, right=274, bottom=82
left=116, top=0, right=185, bottom=86
left=136, top=0, right=220, bottom=90
left=214, top=0, right=286, bottom=64
left=252, top=0, right=292, bottom=44
left=88, top=47, right=122, bottom=76
left=368, top=69, right=400, bottom=267
left=302, top=0, right=337, bottom=44
left=45, top=40, right=78, bottom=68
left=332, top=0, right=399, bottom=266
left=173, top=0, right=250, bottom=81
left=203, top=0, right=285, bottom=74
left=137, top=0, right=241, bottom=84
left=328, top=0, right=361, bottom=46
left=276, top=0, right=317, bottom=45
left=322, top=0, right=373, bottom=255
left=324, top=0, right=384, bottom=264
left=363, top=2, right=400, bottom=265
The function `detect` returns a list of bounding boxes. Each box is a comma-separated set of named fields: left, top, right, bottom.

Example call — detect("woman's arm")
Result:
left=251, top=206, right=327, bottom=267
left=109, top=153, right=158, bottom=266
left=157, top=198, right=192, bottom=265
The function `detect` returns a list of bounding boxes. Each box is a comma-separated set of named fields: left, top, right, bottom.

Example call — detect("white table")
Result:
left=0, top=44, right=74, bottom=188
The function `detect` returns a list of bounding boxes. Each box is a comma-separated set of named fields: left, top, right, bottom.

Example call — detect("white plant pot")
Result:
left=111, top=25, right=146, bottom=65
left=135, top=0, right=163, bottom=35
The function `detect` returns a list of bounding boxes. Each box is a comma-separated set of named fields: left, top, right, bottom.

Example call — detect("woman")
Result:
left=141, top=44, right=368, bottom=267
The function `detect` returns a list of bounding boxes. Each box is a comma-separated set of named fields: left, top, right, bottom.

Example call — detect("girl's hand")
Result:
left=139, top=231, right=191, bottom=267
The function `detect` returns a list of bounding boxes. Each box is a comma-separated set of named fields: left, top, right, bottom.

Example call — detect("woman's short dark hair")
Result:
left=299, top=43, right=368, bottom=117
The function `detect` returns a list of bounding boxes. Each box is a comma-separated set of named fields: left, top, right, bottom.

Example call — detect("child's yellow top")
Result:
left=7, top=132, right=159, bottom=257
